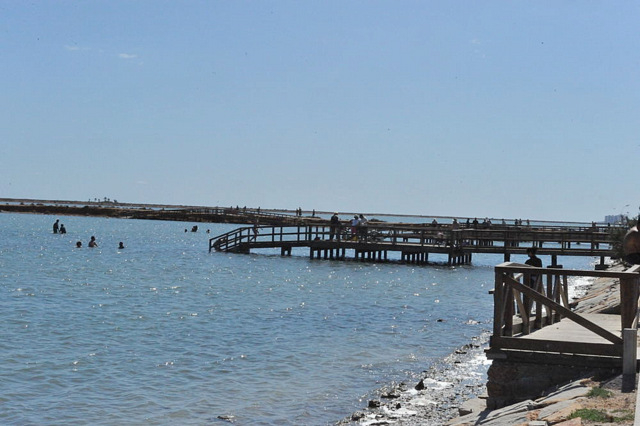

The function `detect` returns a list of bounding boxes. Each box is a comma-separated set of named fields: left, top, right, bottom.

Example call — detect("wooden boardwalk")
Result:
left=210, top=223, right=617, bottom=266
left=487, top=263, right=640, bottom=369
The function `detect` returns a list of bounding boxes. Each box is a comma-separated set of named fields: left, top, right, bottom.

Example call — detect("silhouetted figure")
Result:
left=59, top=224, right=66, bottom=234
left=118, top=242, right=125, bottom=249
left=53, top=219, right=59, bottom=234
left=88, top=236, right=98, bottom=248
left=329, top=213, right=341, bottom=241
left=252, top=221, right=259, bottom=241
left=358, top=214, right=368, bottom=241
left=523, top=247, right=543, bottom=315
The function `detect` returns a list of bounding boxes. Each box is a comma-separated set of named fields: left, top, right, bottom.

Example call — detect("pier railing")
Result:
left=490, top=262, right=640, bottom=367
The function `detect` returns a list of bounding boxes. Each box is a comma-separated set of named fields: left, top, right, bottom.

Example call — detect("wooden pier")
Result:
left=209, top=223, right=617, bottom=267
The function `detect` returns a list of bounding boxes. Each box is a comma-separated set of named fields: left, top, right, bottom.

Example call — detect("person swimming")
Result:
left=88, top=236, right=98, bottom=248
left=118, top=242, right=125, bottom=249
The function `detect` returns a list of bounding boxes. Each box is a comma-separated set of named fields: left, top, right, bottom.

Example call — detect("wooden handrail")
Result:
left=492, top=262, right=640, bottom=358
left=210, top=224, right=616, bottom=251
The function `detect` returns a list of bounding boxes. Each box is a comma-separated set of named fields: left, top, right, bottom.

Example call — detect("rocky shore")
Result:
left=336, top=331, right=492, bottom=425
left=339, top=263, right=637, bottom=425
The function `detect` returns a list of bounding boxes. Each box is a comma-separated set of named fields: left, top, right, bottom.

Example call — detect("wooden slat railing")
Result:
left=210, top=224, right=616, bottom=256
left=491, top=263, right=640, bottom=360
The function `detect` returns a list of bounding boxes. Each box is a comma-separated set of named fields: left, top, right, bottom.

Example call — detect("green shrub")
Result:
left=569, top=407, right=634, bottom=423
left=587, top=386, right=612, bottom=398
left=569, top=408, right=611, bottom=422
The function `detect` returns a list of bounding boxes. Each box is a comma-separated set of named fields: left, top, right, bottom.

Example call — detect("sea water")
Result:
left=0, top=213, right=597, bottom=425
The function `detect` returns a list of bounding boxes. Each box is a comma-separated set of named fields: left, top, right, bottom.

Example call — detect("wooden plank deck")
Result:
left=523, top=313, right=622, bottom=345
left=521, top=313, right=640, bottom=360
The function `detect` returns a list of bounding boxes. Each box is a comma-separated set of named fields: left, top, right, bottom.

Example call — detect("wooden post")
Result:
left=620, top=274, right=639, bottom=329
left=493, top=268, right=505, bottom=338
left=622, top=328, right=637, bottom=377
left=504, top=275, right=514, bottom=336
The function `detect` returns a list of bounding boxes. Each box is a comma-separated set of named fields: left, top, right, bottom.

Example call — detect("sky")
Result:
left=1, top=1, right=638, bottom=222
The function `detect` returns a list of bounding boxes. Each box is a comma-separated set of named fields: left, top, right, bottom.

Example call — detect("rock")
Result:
left=368, top=400, right=381, bottom=408
left=457, top=397, right=486, bottom=416
left=537, top=381, right=591, bottom=405
left=415, top=379, right=425, bottom=390
left=350, top=411, right=366, bottom=421
left=381, top=391, right=400, bottom=399
left=538, top=399, right=586, bottom=423
left=553, top=418, right=582, bottom=426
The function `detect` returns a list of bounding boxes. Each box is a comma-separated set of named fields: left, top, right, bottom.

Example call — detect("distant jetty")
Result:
left=0, top=198, right=327, bottom=226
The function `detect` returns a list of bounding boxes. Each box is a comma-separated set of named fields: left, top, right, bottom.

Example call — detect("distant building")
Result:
left=605, top=214, right=626, bottom=225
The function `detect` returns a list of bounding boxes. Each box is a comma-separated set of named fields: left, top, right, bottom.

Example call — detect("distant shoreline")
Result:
left=0, top=199, right=304, bottom=226
left=0, top=198, right=595, bottom=226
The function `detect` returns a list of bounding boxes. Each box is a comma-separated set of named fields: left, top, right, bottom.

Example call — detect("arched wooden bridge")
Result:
left=209, top=223, right=617, bottom=267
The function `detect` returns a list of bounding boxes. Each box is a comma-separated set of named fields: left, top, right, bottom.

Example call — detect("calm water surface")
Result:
left=0, top=213, right=594, bottom=425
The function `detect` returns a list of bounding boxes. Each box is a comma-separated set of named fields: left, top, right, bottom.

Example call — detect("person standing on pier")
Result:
left=329, top=213, right=341, bottom=241
left=358, top=214, right=368, bottom=241
left=252, top=220, right=259, bottom=241
left=350, top=215, right=359, bottom=240
left=523, top=247, right=543, bottom=315
left=525, top=247, right=542, bottom=268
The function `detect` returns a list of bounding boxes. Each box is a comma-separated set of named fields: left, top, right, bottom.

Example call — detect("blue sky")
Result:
left=1, top=1, right=638, bottom=222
